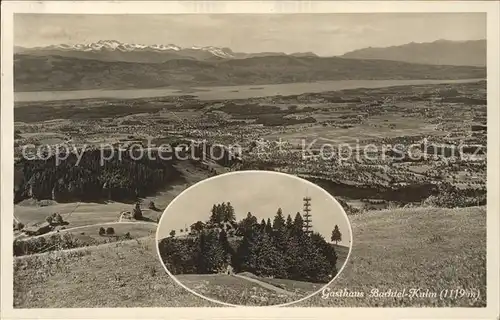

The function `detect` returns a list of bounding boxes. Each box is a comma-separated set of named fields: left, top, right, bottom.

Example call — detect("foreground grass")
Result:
left=333, top=244, right=350, bottom=270
left=14, top=237, right=214, bottom=307
left=13, top=206, right=486, bottom=307
left=176, top=274, right=296, bottom=306
left=298, top=206, right=487, bottom=307
left=237, top=272, right=322, bottom=296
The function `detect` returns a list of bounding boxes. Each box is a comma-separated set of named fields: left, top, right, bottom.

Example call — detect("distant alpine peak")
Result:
left=37, top=40, right=236, bottom=57
left=190, top=45, right=235, bottom=58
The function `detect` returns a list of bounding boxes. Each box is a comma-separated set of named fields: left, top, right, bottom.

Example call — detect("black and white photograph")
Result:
left=1, top=2, right=499, bottom=319
left=156, top=171, right=352, bottom=306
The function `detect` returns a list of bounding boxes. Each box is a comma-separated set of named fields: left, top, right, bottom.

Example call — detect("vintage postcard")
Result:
left=1, top=1, right=499, bottom=320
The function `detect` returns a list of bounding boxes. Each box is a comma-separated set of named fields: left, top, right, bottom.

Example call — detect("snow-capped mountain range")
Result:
left=41, top=40, right=236, bottom=58
left=15, top=40, right=317, bottom=62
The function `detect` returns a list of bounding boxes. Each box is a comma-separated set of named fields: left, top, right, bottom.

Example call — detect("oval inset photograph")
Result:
left=156, top=170, right=352, bottom=307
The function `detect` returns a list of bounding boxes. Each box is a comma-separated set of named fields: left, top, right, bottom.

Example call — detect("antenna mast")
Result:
left=303, top=196, right=312, bottom=236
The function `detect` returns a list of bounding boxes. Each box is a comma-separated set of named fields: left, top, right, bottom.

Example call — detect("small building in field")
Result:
left=23, top=222, right=51, bottom=236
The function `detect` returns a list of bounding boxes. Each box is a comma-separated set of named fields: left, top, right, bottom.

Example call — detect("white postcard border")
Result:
left=1, top=2, right=499, bottom=320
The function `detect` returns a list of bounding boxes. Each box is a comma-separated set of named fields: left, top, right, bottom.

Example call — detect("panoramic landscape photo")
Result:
left=156, top=171, right=351, bottom=306
left=12, top=12, right=487, bottom=308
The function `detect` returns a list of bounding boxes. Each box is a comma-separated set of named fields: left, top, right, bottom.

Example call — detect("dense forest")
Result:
left=14, top=149, right=182, bottom=203
left=158, top=202, right=339, bottom=283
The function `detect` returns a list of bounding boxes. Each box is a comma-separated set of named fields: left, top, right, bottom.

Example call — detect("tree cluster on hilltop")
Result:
left=14, top=149, right=180, bottom=203
left=158, top=203, right=339, bottom=283
left=422, top=182, right=486, bottom=208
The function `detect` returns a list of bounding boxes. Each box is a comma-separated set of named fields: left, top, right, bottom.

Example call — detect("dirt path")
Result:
left=15, top=221, right=157, bottom=241
left=232, top=274, right=296, bottom=296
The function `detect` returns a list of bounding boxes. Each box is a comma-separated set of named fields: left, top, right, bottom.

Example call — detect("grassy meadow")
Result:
left=15, top=202, right=134, bottom=229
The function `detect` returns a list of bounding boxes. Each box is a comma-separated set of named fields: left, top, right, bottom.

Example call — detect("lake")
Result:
left=14, top=79, right=484, bottom=103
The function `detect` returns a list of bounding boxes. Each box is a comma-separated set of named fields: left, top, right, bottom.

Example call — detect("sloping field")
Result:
left=18, top=222, right=157, bottom=248
left=302, top=205, right=487, bottom=307
left=334, top=244, right=350, bottom=270
left=14, top=202, right=131, bottom=228
left=13, top=206, right=486, bottom=307
left=13, top=237, right=214, bottom=307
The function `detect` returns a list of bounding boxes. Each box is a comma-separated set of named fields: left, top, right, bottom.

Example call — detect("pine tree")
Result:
left=260, top=219, right=267, bottom=233
left=224, top=202, right=236, bottom=222
left=331, top=225, right=342, bottom=245
left=285, top=214, right=293, bottom=230
left=133, top=202, right=142, bottom=220
left=235, top=228, right=254, bottom=272
left=284, top=232, right=302, bottom=279
left=200, top=230, right=226, bottom=273
left=196, top=231, right=207, bottom=272
left=300, top=236, right=332, bottom=282
left=180, top=237, right=199, bottom=274
left=273, top=209, right=288, bottom=251
left=292, top=212, right=305, bottom=237
left=209, top=204, right=219, bottom=225
left=265, top=218, right=273, bottom=235
left=272, top=208, right=286, bottom=231
left=312, top=232, right=338, bottom=280
left=252, top=231, right=286, bottom=278
left=218, top=229, right=231, bottom=255
left=219, top=203, right=226, bottom=222
left=237, top=212, right=258, bottom=236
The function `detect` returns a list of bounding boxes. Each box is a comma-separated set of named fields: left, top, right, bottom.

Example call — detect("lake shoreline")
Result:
left=14, top=78, right=485, bottom=104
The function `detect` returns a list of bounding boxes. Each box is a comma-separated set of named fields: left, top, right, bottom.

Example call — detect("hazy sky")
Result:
left=14, top=13, right=485, bottom=56
left=157, top=171, right=351, bottom=247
